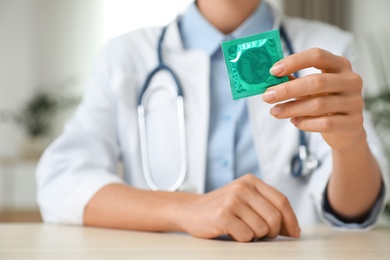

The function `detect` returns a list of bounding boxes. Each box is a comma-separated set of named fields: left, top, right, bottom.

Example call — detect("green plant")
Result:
left=365, top=88, right=390, bottom=213
left=365, top=90, right=390, bottom=125
left=365, top=89, right=390, bottom=160
left=0, top=91, right=80, bottom=138
left=363, top=29, right=390, bottom=212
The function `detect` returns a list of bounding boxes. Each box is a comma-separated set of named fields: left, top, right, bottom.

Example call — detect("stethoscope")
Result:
left=137, top=23, right=319, bottom=191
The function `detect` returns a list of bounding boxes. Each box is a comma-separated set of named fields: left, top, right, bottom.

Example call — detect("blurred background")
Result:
left=0, top=0, right=389, bottom=222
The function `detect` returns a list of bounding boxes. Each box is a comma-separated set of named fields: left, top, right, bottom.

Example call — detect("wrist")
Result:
left=331, top=127, right=367, bottom=154
left=166, top=192, right=199, bottom=232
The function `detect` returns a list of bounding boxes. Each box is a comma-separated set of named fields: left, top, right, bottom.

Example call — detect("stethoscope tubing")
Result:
left=137, top=26, right=187, bottom=191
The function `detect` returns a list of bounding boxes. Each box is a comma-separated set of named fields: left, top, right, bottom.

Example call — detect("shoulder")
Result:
left=91, top=26, right=163, bottom=83
left=102, top=26, right=161, bottom=61
left=282, top=16, right=354, bottom=55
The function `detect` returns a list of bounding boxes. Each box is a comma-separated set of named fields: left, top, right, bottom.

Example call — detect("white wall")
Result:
left=0, top=0, right=36, bottom=157
left=0, top=0, right=103, bottom=158
left=103, top=0, right=284, bottom=41
left=0, top=0, right=104, bottom=211
left=103, top=0, right=193, bottom=41
left=34, top=0, right=104, bottom=86
left=344, top=0, right=390, bottom=95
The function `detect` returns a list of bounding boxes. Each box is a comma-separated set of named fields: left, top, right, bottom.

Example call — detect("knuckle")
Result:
left=243, top=173, right=256, bottom=182
left=269, top=211, right=282, bottom=224
left=288, top=55, right=299, bottom=69
left=354, top=95, right=364, bottom=112
left=230, top=181, right=246, bottom=195
left=264, top=212, right=281, bottom=239
left=354, top=114, right=364, bottom=128
left=281, top=83, right=293, bottom=98
left=320, top=117, right=333, bottom=132
left=312, top=97, right=326, bottom=112
left=311, top=74, right=327, bottom=91
left=311, top=48, right=326, bottom=60
left=342, top=57, right=353, bottom=70
left=214, top=207, right=228, bottom=220
left=267, top=211, right=282, bottom=231
left=224, top=194, right=240, bottom=209
left=266, top=230, right=279, bottom=239
left=351, top=73, right=363, bottom=91
left=215, top=216, right=231, bottom=235
left=257, top=225, right=269, bottom=238
left=214, top=210, right=234, bottom=229
left=275, top=194, right=290, bottom=210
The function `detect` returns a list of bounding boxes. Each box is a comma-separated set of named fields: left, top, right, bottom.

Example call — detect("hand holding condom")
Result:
left=263, top=48, right=365, bottom=152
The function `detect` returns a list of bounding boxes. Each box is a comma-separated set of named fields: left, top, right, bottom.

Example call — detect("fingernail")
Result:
left=270, top=106, right=281, bottom=116
left=294, top=227, right=301, bottom=238
left=291, top=117, right=300, bottom=125
left=270, top=63, right=285, bottom=75
left=263, top=90, right=276, bottom=102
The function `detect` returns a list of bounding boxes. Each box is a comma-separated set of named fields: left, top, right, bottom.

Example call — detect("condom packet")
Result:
left=221, top=29, right=288, bottom=100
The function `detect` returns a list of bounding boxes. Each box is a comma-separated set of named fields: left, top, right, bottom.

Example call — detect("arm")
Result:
left=328, top=130, right=381, bottom=219
left=36, top=42, right=124, bottom=224
left=85, top=174, right=301, bottom=242
left=84, top=184, right=194, bottom=232
left=263, top=48, right=382, bottom=220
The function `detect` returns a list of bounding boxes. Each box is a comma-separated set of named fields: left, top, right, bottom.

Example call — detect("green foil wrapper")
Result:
left=221, top=29, right=288, bottom=100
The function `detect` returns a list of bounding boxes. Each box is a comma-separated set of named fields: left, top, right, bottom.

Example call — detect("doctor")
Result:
left=37, top=0, right=388, bottom=242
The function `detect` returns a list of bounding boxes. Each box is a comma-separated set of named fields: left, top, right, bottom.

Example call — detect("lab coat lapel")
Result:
left=164, top=22, right=210, bottom=193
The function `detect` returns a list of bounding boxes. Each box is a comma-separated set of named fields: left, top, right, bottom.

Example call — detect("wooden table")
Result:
left=0, top=224, right=389, bottom=259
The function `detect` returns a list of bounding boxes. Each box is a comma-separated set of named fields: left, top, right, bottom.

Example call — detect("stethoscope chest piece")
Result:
left=291, top=145, right=319, bottom=178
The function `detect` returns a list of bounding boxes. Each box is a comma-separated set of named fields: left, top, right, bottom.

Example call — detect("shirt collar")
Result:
left=180, top=1, right=274, bottom=56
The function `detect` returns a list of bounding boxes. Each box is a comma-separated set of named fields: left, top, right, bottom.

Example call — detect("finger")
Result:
left=279, top=224, right=291, bottom=237
left=263, top=73, right=360, bottom=104
left=242, top=192, right=282, bottom=239
left=291, top=114, right=364, bottom=134
left=239, top=175, right=283, bottom=238
left=270, top=48, right=352, bottom=76
left=287, top=74, right=310, bottom=100
left=242, top=175, right=300, bottom=238
left=288, top=75, right=296, bottom=81
left=234, top=203, right=270, bottom=239
left=226, top=217, right=255, bottom=242
left=270, top=94, right=363, bottom=119
left=230, top=177, right=281, bottom=239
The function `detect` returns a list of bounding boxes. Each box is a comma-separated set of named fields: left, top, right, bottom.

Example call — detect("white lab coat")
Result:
left=36, top=6, right=389, bottom=227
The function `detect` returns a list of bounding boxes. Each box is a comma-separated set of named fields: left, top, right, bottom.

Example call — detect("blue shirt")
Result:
left=180, top=2, right=274, bottom=192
